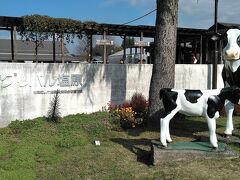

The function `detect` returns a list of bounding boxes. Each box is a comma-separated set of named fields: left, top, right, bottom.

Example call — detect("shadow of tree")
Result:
left=111, top=138, right=154, bottom=165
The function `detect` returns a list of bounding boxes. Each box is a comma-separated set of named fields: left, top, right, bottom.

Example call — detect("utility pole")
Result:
left=212, top=0, right=218, bottom=89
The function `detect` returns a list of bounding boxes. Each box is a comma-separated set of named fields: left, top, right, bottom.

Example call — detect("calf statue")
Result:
left=222, top=28, right=240, bottom=136
left=160, top=87, right=240, bottom=148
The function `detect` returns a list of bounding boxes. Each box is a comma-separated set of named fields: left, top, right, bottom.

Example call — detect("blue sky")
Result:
left=1, top=0, right=240, bottom=28
left=1, top=0, right=240, bottom=54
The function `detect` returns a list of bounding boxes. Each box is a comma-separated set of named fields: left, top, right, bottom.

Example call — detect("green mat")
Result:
left=167, top=142, right=226, bottom=152
left=152, top=140, right=226, bottom=152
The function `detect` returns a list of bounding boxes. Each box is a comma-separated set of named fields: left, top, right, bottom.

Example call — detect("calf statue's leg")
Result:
left=207, top=117, right=218, bottom=148
left=160, top=108, right=179, bottom=147
left=166, top=120, right=172, bottom=143
left=224, top=100, right=234, bottom=136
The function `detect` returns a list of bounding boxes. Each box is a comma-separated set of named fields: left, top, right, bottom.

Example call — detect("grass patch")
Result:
left=0, top=112, right=239, bottom=179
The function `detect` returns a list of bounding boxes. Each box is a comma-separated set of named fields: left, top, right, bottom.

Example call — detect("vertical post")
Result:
left=205, top=37, right=209, bottom=63
left=177, top=42, right=180, bottom=64
left=103, top=31, right=107, bottom=64
left=130, top=46, right=133, bottom=64
left=53, top=33, right=56, bottom=62
left=212, top=0, right=218, bottom=89
left=11, top=26, right=16, bottom=61
left=35, top=34, right=38, bottom=63
left=140, top=32, right=143, bottom=64
left=199, top=35, right=203, bottom=64
left=219, top=40, right=223, bottom=64
left=89, top=34, right=93, bottom=63
left=61, top=33, right=64, bottom=63
left=183, top=40, right=186, bottom=62
left=135, top=47, right=137, bottom=63
left=123, top=36, right=126, bottom=63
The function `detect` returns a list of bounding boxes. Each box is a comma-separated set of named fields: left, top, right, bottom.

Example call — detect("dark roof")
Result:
left=0, top=39, right=68, bottom=53
left=0, top=16, right=207, bottom=38
left=0, top=16, right=22, bottom=29
left=0, top=39, right=70, bottom=62
left=208, top=22, right=240, bottom=32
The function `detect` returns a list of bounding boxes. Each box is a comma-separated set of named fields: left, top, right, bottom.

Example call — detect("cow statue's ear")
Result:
left=221, top=34, right=228, bottom=47
left=211, top=32, right=222, bottom=41
left=231, top=26, right=240, bottom=30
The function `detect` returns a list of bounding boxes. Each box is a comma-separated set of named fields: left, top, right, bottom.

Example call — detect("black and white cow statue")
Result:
left=222, top=28, right=240, bottom=137
left=160, top=87, right=240, bottom=148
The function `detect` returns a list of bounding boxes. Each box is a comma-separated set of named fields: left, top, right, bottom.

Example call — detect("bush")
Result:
left=107, top=102, right=118, bottom=113
left=130, top=93, right=148, bottom=113
left=120, top=101, right=131, bottom=109
left=130, top=93, right=148, bottom=120
left=46, top=90, right=61, bottom=123
left=116, top=107, right=136, bottom=129
left=107, top=93, right=148, bottom=129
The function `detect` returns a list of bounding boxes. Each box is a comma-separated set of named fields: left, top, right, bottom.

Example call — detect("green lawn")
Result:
left=0, top=113, right=239, bottom=179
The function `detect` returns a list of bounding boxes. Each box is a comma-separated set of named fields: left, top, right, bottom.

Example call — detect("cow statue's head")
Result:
left=223, top=28, right=240, bottom=61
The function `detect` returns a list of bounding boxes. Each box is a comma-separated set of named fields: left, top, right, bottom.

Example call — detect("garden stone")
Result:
left=151, top=140, right=239, bottom=165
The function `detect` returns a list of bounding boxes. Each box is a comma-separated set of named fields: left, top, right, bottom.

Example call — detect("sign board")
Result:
left=134, top=41, right=150, bottom=47
left=96, top=39, right=114, bottom=46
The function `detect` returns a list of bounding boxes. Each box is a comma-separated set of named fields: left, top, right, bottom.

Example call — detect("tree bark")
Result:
left=147, top=0, right=178, bottom=125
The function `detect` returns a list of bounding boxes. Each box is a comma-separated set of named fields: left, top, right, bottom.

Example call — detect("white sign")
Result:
left=96, top=39, right=114, bottom=46
left=134, top=41, right=150, bottom=47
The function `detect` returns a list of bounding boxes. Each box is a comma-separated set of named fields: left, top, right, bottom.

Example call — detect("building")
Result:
left=108, top=48, right=149, bottom=64
left=0, top=39, right=72, bottom=62
left=1, top=16, right=239, bottom=64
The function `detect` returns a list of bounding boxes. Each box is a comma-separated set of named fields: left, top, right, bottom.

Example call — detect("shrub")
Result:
left=46, top=90, right=61, bottom=123
left=130, top=93, right=148, bottom=119
left=120, top=101, right=131, bottom=109
left=116, top=107, right=136, bottom=128
left=107, top=93, right=148, bottom=129
left=107, top=102, right=118, bottom=113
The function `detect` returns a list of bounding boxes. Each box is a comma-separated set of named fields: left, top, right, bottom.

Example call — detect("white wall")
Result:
left=0, top=63, right=224, bottom=127
left=175, top=64, right=224, bottom=89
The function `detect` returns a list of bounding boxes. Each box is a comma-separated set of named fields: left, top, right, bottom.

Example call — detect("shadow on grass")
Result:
left=169, top=115, right=209, bottom=138
left=170, top=115, right=224, bottom=140
left=113, top=114, right=227, bottom=165
left=111, top=138, right=154, bottom=166
left=125, top=125, right=158, bottom=137
left=125, top=113, right=224, bottom=140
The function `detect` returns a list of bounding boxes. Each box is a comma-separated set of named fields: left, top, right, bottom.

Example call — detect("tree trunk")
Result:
left=147, top=0, right=178, bottom=125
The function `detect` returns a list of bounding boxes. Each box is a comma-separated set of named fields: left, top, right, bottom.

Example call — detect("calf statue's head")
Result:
left=223, top=29, right=240, bottom=61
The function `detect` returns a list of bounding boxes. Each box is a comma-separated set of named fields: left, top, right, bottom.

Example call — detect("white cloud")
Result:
left=178, top=0, right=214, bottom=28
left=218, top=1, right=240, bottom=24
left=102, top=0, right=240, bottom=28
left=179, top=0, right=240, bottom=29
left=128, top=0, right=154, bottom=6
left=103, top=0, right=155, bottom=8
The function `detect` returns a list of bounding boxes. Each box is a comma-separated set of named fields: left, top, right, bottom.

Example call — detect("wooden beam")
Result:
left=53, top=33, right=56, bottom=62
left=219, top=40, right=223, bottom=64
left=103, top=31, right=107, bottom=64
left=199, top=35, right=203, bottom=64
left=123, top=36, right=126, bottom=62
left=140, top=32, right=143, bottom=64
left=205, top=37, right=209, bottom=63
left=10, top=25, right=16, bottom=61
left=61, top=33, right=64, bottom=63
left=89, top=34, right=93, bottom=63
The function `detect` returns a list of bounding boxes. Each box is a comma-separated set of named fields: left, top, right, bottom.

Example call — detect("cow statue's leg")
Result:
left=207, top=116, right=218, bottom=148
left=160, top=108, right=179, bottom=147
left=166, top=120, right=172, bottom=143
left=224, top=100, right=234, bottom=136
